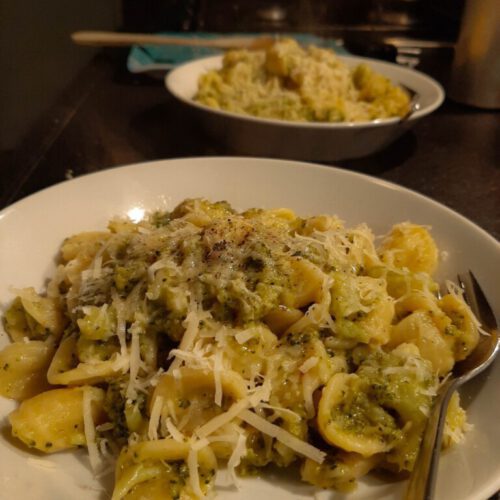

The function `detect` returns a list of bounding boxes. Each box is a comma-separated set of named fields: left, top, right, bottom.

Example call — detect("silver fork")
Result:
left=405, top=271, right=500, bottom=500
left=399, top=84, right=421, bottom=122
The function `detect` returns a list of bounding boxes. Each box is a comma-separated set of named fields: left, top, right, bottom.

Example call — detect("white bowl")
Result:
left=0, top=157, right=498, bottom=500
left=165, top=55, right=444, bottom=161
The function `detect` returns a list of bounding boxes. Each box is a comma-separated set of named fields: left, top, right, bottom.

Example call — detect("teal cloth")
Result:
left=127, top=32, right=348, bottom=73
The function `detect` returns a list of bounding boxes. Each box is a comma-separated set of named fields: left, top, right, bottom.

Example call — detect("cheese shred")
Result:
left=82, top=388, right=101, bottom=473
left=148, top=396, right=163, bottom=440
left=240, top=410, right=326, bottom=464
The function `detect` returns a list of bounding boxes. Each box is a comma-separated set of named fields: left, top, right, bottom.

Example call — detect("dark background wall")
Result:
left=0, top=0, right=120, bottom=150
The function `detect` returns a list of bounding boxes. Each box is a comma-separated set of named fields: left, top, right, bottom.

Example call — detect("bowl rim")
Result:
left=165, top=53, right=445, bottom=130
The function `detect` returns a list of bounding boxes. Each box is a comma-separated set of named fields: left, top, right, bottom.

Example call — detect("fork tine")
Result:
left=458, top=271, right=498, bottom=330
left=457, top=272, right=475, bottom=314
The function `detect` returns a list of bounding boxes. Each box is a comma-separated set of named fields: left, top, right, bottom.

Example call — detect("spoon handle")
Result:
left=405, top=378, right=457, bottom=500
left=71, top=31, right=271, bottom=50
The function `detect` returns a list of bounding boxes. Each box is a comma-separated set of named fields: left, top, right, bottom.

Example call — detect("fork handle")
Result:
left=405, top=378, right=458, bottom=500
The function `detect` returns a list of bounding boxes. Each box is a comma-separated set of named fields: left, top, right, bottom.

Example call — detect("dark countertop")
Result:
left=1, top=53, right=499, bottom=240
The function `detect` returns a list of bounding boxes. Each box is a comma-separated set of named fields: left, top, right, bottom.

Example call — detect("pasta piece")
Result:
left=330, top=272, right=395, bottom=345
left=317, top=373, right=400, bottom=457
left=355, top=296, right=394, bottom=345
left=3, top=298, right=34, bottom=342
left=355, top=343, right=436, bottom=424
left=61, top=231, right=110, bottom=262
left=394, top=290, right=445, bottom=324
left=3, top=289, right=65, bottom=341
left=281, top=258, right=325, bottom=308
left=443, top=392, right=470, bottom=447
left=245, top=207, right=299, bottom=232
left=172, top=198, right=234, bottom=227
left=301, top=451, right=381, bottom=492
left=115, top=468, right=173, bottom=500
left=241, top=409, right=325, bottom=464
left=0, top=341, right=54, bottom=400
left=379, top=223, right=438, bottom=275
left=335, top=298, right=394, bottom=345
left=112, top=439, right=216, bottom=500
left=263, top=306, right=304, bottom=336
left=390, top=311, right=455, bottom=375
left=151, top=368, right=247, bottom=436
left=353, top=343, right=437, bottom=472
left=223, top=323, right=278, bottom=382
left=299, top=214, right=343, bottom=235
left=77, top=305, right=116, bottom=341
left=381, top=268, right=439, bottom=300
left=382, top=423, right=426, bottom=473
left=47, top=335, right=127, bottom=385
left=274, top=327, right=340, bottom=420
left=9, top=386, right=105, bottom=453
left=439, top=294, right=479, bottom=361
left=61, top=232, right=111, bottom=291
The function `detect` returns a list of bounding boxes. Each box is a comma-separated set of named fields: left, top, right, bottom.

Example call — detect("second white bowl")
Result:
left=165, top=54, right=444, bottom=161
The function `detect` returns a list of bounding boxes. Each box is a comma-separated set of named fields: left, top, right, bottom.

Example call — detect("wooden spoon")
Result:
left=71, top=31, right=275, bottom=50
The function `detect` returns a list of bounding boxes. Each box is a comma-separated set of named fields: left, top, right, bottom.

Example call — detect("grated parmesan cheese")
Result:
left=112, top=293, right=128, bottom=356
left=234, top=329, right=255, bottom=345
left=226, top=432, right=247, bottom=486
left=248, top=376, right=272, bottom=407
left=168, top=310, right=203, bottom=374
left=419, top=405, right=430, bottom=417
left=27, top=457, right=57, bottom=470
left=96, top=422, right=115, bottom=432
left=82, top=388, right=102, bottom=473
left=196, top=399, right=250, bottom=438
left=207, top=434, right=239, bottom=444
left=126, top=328, right=141, bottom=399
left=240, top=409, right=326, bottom=464
left=165, top=417, right=185, bottom=442
left=147, top=258, right=171, bottom=282
left=168, top=348, right=212, bottom=370
left=302, top=373, right=317, bottom=418
left=166, top=398, right=178, bottom=424
left=191, top=437, right=210, bottom=451
left=257, top=403, right=302, bottom=421
left=91, top=254, right=103, bottom=280
left=299, top=356, right=319, bottom=374
left=111, top=353, right=130, bottom=373
left=188, top=447, right=203, bottom=498
left=148, top=396, right=164, bottom=440
left=213, top=349, right=223, bottom=407
left=446, top=280, right=489, bottom=336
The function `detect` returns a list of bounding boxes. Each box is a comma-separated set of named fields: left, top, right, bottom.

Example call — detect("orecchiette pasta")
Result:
left=113, top=440, right=217, bottom=500
left=47, top=335, right=126, bottom=385
left=301, top=451, right=381, bottom=492
left=379, top=223, right=438, bottom=274
left=151, top=368, right=248, bottom=435
left=3, top=288, right=65, bottom=341
left=390, top=311, right=455, bottom=375
left=0, top=341, right=53, bottom=400
left=0, top=198, right=481, bottom=498
left=9, top=386, right=105, bottom=452
left=318, top=372, right=399, bottom=456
